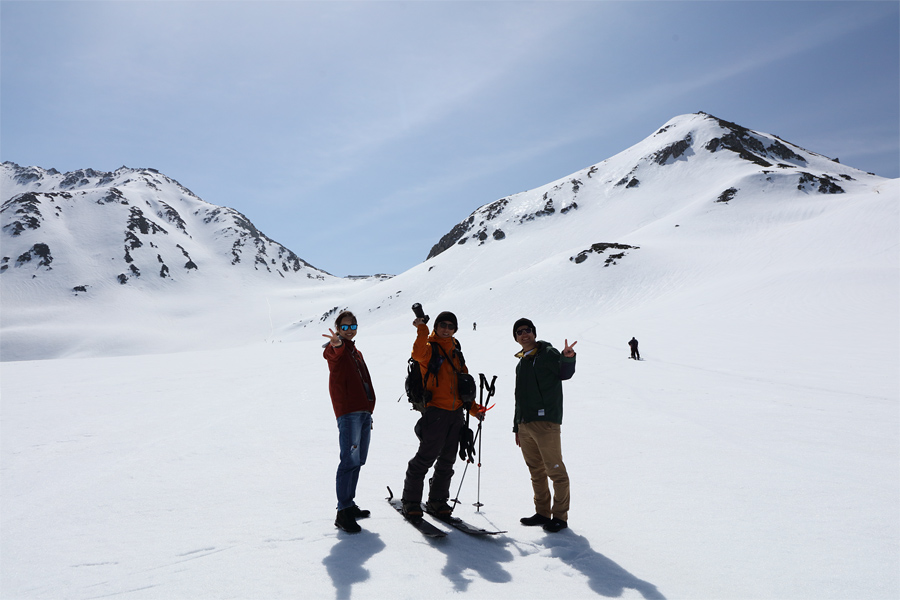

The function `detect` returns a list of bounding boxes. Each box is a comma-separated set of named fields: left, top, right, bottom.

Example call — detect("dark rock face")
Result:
left=570, top=243, right=639, bottom=266
left=519, top=199, right=556, bottom=223
left=653, top=134, right=693, bottom=165
left=429, top=215, right=477, bottom=259
left=126, top=206, right=168, bottom=236
left=1, top=191, right=72, bottom=235
left=157, top=200, right=187, bottom=232
left=15, top=243, right=53, bottom=269
left=717, top=188, right=738, bottom=203
left=702, top=113, right=808, bottom=168
left=706, top=133, right=773, bottom=167
left=97, top=188, right=129, bottom=205
left=798, top=172, right=845, bottom=194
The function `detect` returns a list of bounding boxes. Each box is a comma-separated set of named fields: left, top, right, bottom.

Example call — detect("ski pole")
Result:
left=474, top=374, right=497, bottom=512
left=451, top=409, right=475, bottom=511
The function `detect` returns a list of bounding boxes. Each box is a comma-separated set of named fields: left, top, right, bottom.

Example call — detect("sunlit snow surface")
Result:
left=2, top=114, right=897, bottom=599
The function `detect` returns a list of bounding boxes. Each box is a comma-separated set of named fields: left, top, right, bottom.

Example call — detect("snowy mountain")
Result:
left=304, top=112, right=894, bottom=353
left=0, top=162, right=333, bottom=288
left=1, top=112, right=895, bottom=364
left=1, top=113, right=897, bottom=599
left=427, top=111, right=874, bottom=261
left=0, top=162, right=350, bottom=360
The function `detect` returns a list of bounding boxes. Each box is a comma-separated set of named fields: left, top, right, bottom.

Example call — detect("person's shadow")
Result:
left=431, top=532, right=515, bottom=591
left=322, top=530, right=386, bottom=600
left=540, top=530, right=666, bottom=599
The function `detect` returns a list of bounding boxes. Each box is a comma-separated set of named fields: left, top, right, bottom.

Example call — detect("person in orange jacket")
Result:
left=401, top=311, right=485, bottom=518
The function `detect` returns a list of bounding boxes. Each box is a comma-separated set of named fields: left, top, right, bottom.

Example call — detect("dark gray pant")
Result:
left=402, top=407, right=464, bottom=503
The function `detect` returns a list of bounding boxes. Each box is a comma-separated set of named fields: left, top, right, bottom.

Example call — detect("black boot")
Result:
left=401, top=501, right=423, bottom=518
left=335, top=508, right=361, bottom=533
left=425, top=500, right=453, bottom=517
left=543, top=518, right=568, bottom=533
left=520, top=513, right=552, bottom=526
left=347, top=505, right=371, bottom=519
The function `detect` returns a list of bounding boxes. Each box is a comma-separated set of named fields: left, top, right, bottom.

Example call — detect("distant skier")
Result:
left=628, top=337, right=640, bottom=360
left=473, top=322, right=477, bottom=331
left=322, top=311, right=376, bottom=534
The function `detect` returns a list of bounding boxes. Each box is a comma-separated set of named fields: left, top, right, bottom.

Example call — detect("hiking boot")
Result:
left=347, top=505, right=371, bottom=519
left=425, top=500, right=453, bottom=517
left=401, top=501, right=423, bottom=518
left=335, top=508, right=361, bottom=533
left=542, top=518, right=568, bottom=533
left=520, top=513, right=552, bottom=527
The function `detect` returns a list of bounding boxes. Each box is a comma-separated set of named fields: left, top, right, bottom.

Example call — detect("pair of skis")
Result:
left=386, top=487, right=505, bottom=538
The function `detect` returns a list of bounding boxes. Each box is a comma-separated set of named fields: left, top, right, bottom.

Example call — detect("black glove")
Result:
left=458, top=426, right=476, bottom=463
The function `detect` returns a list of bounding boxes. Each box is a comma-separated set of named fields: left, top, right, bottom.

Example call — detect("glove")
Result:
left=458, top=426, right=476, bottom=463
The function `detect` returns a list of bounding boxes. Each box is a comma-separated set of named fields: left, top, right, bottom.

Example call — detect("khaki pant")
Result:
left=518, top=421, right=569, bottom=522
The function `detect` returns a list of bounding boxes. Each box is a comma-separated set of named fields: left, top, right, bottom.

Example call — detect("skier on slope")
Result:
left=322, top=311, right=376, bottom=534
left=629, top=337, right=640, bottom=360
left=401, top=311, right=486, bottom=518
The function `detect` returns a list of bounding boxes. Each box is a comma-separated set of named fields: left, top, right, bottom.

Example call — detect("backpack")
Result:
left=404, top=340, right=475, bottom=412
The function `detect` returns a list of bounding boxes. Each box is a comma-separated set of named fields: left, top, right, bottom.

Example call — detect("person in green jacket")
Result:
left=512, top=318, right=577, bottom=533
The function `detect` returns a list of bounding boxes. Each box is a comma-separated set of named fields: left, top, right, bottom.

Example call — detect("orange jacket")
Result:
left=412, top=323, right=477, bottom=414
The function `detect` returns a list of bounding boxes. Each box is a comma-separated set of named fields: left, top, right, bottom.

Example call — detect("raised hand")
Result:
left=562, top=339, right=577, bottom=357
left=322, top=328, right=342, bottom=347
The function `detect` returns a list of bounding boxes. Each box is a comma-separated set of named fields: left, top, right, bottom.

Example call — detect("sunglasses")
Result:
left=436, top=321, right=456, bottom=330
left=516, top=327, right=533, bottom=336
left=339, top=324, right=358, bottom=331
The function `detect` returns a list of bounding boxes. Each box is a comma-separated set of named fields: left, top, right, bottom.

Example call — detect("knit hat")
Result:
left=434, top=311, right=458, bottom=331
left=513, top=318, right=536, bottom=339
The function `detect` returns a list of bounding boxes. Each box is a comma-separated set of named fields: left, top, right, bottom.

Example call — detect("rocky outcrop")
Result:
left=570, top=243, right=639, bottom=266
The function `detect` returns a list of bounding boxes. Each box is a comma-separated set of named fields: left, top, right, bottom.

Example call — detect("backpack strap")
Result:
left=433, top=339, right=465, bottom=374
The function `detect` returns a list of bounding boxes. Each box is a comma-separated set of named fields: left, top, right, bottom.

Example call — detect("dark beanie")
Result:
left=513, top=318, right=536, bottom=339
left=434, top=311, right=458, bottom=331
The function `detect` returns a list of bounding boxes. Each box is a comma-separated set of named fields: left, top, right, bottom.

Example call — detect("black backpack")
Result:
left=404, top=340, right=475, bottom=412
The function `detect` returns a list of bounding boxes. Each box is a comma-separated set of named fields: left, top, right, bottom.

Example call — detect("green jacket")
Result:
left=513, top=341, right=576, bottom=432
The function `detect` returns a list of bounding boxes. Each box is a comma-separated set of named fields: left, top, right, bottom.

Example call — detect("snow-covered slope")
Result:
left=1, top=112, right=896, bottom=367
left=1, top=113, right=897, bottom=599
left=0, top=163, right=349, bottom=360
left=280, top=113, right=896, bottom=400
left=1, top=162, right=332, bottom=287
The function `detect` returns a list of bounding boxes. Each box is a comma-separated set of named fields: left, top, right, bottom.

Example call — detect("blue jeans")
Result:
left=336, top=411, right=372, bottom=511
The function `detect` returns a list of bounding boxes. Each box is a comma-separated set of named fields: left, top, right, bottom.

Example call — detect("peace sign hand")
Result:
left=322, top=328, right=343, bottom=347
left=562, top=339, right=577, bottom=357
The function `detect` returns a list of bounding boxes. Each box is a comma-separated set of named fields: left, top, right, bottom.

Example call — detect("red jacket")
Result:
left=323, top=339, right=376, bottom=418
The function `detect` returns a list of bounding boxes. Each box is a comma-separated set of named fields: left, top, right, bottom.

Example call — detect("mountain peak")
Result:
left=426, top=113, right=880, bottom=260
left=1, top=162, right=333, bottom=295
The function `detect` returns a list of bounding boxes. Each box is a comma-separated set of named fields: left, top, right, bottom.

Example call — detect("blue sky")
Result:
left=2, top=1, right=898, bottom=277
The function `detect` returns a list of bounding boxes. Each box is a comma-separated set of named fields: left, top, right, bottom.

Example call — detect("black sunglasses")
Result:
left=516, top=327, right=533, bottom=336
left=436, top=321, right=456, bottom=330
left=340, top=324, right=358, bottom=331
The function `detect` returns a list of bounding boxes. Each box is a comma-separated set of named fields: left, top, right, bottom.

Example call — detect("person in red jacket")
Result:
left=323, top=311, right=376, bottom=533
left=401, top=311, right=485, bottom=518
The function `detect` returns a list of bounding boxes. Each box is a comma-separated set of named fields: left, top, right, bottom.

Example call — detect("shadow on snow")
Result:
left=540, top=530, right=666, bottom=599
left=321, top=524, right=663, bottom=599
left=322, top=530, right=386, bottom=600
left=431, top=530, right=515, bottom=591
